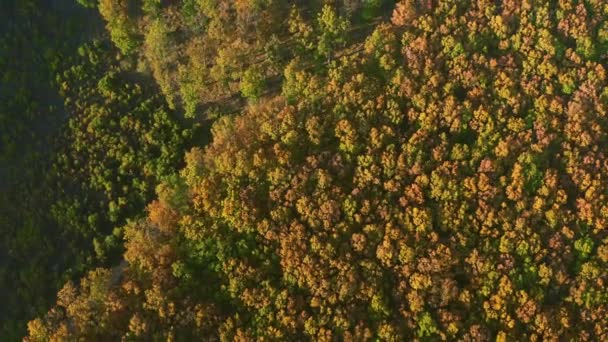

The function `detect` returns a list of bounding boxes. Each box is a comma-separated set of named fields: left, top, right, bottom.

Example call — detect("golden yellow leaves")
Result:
left=335, top=119, right=357, bottom=154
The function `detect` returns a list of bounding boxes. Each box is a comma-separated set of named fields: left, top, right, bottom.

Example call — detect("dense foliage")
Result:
left=51, top=40, right=189, bottom=262
left=1, top=1, right=190, bottom=338
left=23, top=0, right=608, bottom=341
left=0, top=0, right=103, bottom=337
left=96, top=0, right=392, bottom=118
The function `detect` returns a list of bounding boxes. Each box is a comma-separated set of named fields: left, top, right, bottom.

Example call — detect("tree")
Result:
left=391, top=0, right=416, bottom=27
left=99, top=0, right=139, bottom=54
left=316, top=5, right=350, bottom=61
left=240, top=66, right=266, bottom=101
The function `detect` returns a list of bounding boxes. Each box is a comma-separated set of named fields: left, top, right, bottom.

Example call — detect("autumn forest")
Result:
left=2, top=0, right=608, bottom=340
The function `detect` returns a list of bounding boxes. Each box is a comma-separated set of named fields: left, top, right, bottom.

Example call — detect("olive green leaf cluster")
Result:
left=50, top=40, right=189, bottom=261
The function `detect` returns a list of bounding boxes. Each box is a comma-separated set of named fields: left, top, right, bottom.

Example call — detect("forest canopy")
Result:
left=2, top=0, right=608, bottom=341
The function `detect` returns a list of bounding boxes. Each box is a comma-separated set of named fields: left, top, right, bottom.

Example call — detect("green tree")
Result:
left=316, top=5, right=350, bottom=61
left=240, top=66, right=266, bottom=100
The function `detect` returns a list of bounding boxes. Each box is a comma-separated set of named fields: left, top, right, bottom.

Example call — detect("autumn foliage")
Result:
left=27, top=0, right=608, bottom=341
